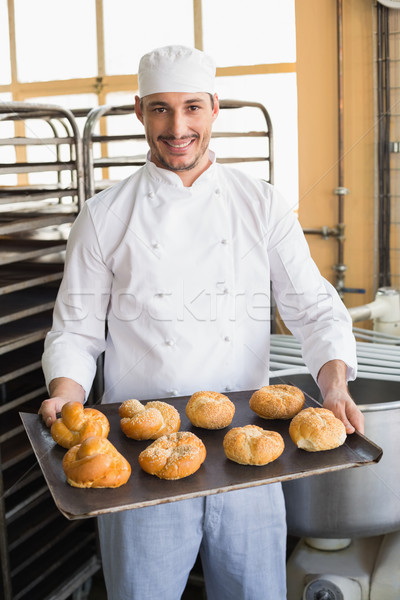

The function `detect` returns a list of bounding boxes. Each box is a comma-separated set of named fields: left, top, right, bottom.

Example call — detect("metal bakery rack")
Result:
left=81, top=99, right=274, bottom=198
left=0, top=103, right=99, bottom=600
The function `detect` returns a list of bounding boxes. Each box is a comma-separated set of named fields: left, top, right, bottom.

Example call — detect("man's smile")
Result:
left=160, top=137, right=197, bottom=150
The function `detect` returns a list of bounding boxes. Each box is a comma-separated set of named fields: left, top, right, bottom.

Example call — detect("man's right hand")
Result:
left=38, top=397, right=72, bottom=428
left=38, top=378, right=85, bottom=428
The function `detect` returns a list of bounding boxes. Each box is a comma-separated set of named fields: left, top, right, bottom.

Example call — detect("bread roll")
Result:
left=249, top=384, right=304, bottom=420
left=138, top=431, right=206, bottom=480
left=119, top=399, right=180, bottom=440
left=289, top=407, right=346, bottom=451
left=51, top=401, right=110, bottom=449
left=223, top=425, right=284, bottom=466
left=186, top=391, right=235, bottom=429
left=62, top=436, right=131, bottom=488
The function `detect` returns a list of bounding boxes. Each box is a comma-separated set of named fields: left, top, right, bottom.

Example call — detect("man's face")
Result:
left=135, top=92, right=219, bottom=184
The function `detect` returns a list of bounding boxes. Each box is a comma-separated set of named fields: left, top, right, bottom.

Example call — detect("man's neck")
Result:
left=149, top=151, right=213, bottom=187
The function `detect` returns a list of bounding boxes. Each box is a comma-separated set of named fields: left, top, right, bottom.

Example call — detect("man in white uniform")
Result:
left=39, top=46, right=364, bottom=600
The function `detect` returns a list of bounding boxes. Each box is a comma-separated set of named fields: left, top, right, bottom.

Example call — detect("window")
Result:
left=2, top=0, right=298, bottom=201
left=14, top=0, right=97, bottom=81
left=0, top=0, right=11, bottom=84
left=103, top=0, right=194, bottom=75
left=202, top=0, right=296, bottom=66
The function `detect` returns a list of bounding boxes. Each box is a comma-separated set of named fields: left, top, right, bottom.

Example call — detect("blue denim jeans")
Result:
left=97, top=483, right=287, bottom=600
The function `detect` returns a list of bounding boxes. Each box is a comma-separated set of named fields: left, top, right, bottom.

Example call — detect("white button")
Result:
left=224, top=336, right=231, bottom=342
left=223, top=288, right=229, bottom=295
left=221, top=238, right=228, bottom=245
left=166, top=339, right=175, bottom=346
left=152, top=241, right=160, bottom=249
left=148, top=191, right=154, bottom=199
left=215, top=188, right=221, bottom=195
left=156, top=292, right=165, bottom=298
left=225, top=385, right=233, bottom=392
left=170, top=389, right=179, bottom=396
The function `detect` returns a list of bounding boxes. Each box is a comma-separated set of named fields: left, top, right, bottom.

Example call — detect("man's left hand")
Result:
left=322, top=388, right=364, bottom=435
left=317, top=359, right=364, bottom=435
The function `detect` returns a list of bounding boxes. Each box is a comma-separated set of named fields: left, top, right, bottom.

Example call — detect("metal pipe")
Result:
left=353, top=326, right=400, bottom=344
left=383, top=6, right=391, bottom=286
left=347, top=298, right=387, bottom=322
left=377, top=4, right=384, bottom=286
left=377, top=4, right=392, bottom=287
left=334, top=0, right=347, bottom=295
left=303, top=226, right=340, bottom=239
left=337, top=0, right=344, bottom=228
left=82, top=104, right=112, bottom=199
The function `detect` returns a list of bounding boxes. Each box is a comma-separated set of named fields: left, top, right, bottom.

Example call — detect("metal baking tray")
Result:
left=20, top=387, right=382, bottom=520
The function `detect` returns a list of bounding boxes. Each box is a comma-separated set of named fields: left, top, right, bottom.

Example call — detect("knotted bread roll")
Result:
left=51, top=401, right=110, bottom=449
left=119, top=399, right=180, bottom=440
left=62, top=436, right=131, bottom=488
left=138, top=431, right=206, bottom=480
left=250, top=384, right=304, bottom=420
left=223, top=424, right=285, bottom=465
left=186, top=391, right=235, bottom=429
left=289, top=407, right=347, bottom=451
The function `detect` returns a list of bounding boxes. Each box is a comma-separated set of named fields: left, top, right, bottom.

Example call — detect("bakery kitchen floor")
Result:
left=88, top=557, right=206, bottom=599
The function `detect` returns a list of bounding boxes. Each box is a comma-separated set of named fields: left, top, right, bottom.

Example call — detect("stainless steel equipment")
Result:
left=348, top=287, right=400, bottom=336
left=284, top=366, right=400, bottom=599
left=271, top=328, right=400, bottom=537
left=272, top=328, right=400, bottom=598
left=287, top=532, right=400, bottom=600
left=282, top=373, right=400, bottom=538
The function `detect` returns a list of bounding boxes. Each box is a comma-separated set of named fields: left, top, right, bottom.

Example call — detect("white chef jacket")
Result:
left=42, top=151, right=357, bottom=403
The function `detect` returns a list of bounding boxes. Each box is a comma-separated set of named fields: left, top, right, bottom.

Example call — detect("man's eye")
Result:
left=154, top=107, right=166, bottom=113
left=188, top=105, right=200, bottom=111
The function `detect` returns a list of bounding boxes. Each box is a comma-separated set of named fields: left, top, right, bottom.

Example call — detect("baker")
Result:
left=39, top=45, right=364, bottom=600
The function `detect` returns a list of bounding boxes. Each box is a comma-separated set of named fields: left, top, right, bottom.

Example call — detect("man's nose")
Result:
left=168, top=111, right=188, bottom=138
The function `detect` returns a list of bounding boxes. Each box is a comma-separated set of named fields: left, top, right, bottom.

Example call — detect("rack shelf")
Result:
left=0, top=186, right=78, bottom=205
left=0, top=211, right=76, bottom=236
left=0, top=341, right=43, bottom=384
left=0, top=102, right=97, bottom=600
left=3, top=458, right=42, bottom=500
left=0, top=312, right=53, bottom=354
left=0, top=239, right=67, bottom=266
left=0, top=263, right=64, bottom=295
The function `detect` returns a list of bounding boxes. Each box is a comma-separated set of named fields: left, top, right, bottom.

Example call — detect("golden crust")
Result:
left=62, top=436, right=131, bottom=488
left=223, top=425, right=285, bottom=465
left=289, top=407, right=347, bottom=452
left=51, top=401, right=110, bottom=449
left=138, top=431, right=206, bottom=480
left=186, top=391, right=235, bottom=429
left=249, top=384, right=305, bottom=420
left=119, top=399, right=180, bottom=440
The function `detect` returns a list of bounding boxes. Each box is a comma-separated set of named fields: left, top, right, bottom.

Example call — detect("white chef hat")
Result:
left=138, top=45, right=216, bottom=97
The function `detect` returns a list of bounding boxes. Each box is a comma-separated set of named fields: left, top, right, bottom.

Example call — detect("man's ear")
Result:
left=212, top=93, right=220, bottom=122
left=135, top=95, right=144, bottom=124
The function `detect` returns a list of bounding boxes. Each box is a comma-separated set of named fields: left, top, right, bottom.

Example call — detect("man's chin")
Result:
left=158, top=157, right=198, bottom=172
